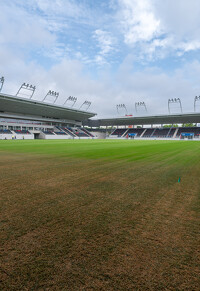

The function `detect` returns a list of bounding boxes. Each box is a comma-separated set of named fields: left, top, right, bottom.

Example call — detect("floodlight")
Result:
left=63, top=96, right=77, bottom=107
left=42, top=90, right=59, bottom=103
left=16, top=83, right=36, bottom=98
left=135, top=101, right=147, bottom=113
left=194, top=96, right=200, bottom=112
left=168, top=98, right=182, bottom=114
left=79, top=100, right=91, bottom=111
left=116, top=104, right=127, bottom=115
left=0, top=76, right=4, bottom=93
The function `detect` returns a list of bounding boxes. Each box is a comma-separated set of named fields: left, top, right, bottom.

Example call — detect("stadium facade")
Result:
left=0, top=92, right=96, bottom=139
left=1, top=88, right=200, bottom=140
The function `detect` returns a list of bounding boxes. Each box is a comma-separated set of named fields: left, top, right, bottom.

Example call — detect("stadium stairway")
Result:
left=121, top=129, right=129, bottom=137
left=166, top=127, right=172, bottom=138
left=60, top=127, right=76, bottom=137
left=54, top=127, right=69, bottom=135
left=82, top=128, right=94, bottom=137
left=142, top=128, right=155, bottom=137
left=72, top=128, right=90, bottom=137
left=140, top=128, right=147, bottom=137
left=58, top=127, right=93, bottom=139
left=125, top=128, right=146, bottom=137
left=150, top=128, right=157, bottom=137
left=173, top=128, right=179, bottom=138
left=110, top=128, right=128, bottom=137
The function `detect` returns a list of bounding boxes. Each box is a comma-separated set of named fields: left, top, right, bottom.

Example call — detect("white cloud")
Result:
left=153, top=0, right=200, bottom=40
left=30, top=0, right=100, bottom=33
left=118, top=0, right=160, bottom=45
left=0, top=1, right=55, bottom=47
left=152, top=0, right=200, bottom=54
left=116, top=0, right=200, bottom=57
left=34, top=0, right=85, bottom=18
left=94, top=30, right=115, bottom=55
left=93, top=29, right=117, bottom=64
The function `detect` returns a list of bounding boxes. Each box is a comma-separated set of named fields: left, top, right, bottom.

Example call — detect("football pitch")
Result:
left=0, top=139, right=199, bottom=290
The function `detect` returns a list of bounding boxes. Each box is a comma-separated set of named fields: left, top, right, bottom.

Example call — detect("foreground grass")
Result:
left=0, top=140, right=199, bottom=290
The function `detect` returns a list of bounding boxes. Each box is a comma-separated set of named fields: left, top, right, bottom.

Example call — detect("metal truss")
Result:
left=16, top=83, right=36, bottom=98
left=116, top=104, right=127, bottom=115
left=0, top=76, right=4, bottom=93
left=79, top=100, right=91, bottom=111
left=42, top=90, right=59, bottom=104
left=194, top=96, right=200, bottom=112
left=63, top=96, right=77, bottom=107
left=135, top=101, right=147, bottom=113
left=168, top=98, right=182, bottom=114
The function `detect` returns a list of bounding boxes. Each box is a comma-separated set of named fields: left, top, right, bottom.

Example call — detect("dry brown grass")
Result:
left=0, top=152, right=199, bottom=290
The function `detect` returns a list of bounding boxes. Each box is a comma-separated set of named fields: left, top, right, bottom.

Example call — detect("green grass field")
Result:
left=0, top=140, right=199, bottom=290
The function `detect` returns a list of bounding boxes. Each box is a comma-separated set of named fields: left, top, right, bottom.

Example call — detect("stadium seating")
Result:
left=75, top=131, right=88, bottom=137
left=53, top=127, right=67, bottom=135
left=54, top=131, right=67, bottom=135
left=142, top=128, right=155, bottom=137
left=126, top=128, right=145, bottom=137
left=42, top=130, right=54, bottom=135
left=82, top=128, right=94, bottom=137
left=110, top=126, right=200, bottom=138
left=111, top=128, right=127, bottom=136
left=0, top=129, right=12, bottom=134
left=75, top=132, right=88, bottom=137
left=85, top=128, right=106, bottom=132
left=73, top=128, right=89, bottom=137
left=14, top=130, right=31, bottom=134
left=60, top=127, right=76, bottom=137
left=176, top=127, right=200, bottom=137
left=108, top=126, right=200, bottom=139
left=2, top=124, right=200, bottom=140
left=167, top=128, right=177, bottom=138
left=151, top=128, right=171, bottom=138
left=66, top=127, right=90, bottom=137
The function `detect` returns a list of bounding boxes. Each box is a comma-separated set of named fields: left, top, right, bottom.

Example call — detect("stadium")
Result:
left=2, top=0, right=200, bottom=289
left=1, top=76, right=200, bottom=290
left=1, top=78, right=200, bottom=141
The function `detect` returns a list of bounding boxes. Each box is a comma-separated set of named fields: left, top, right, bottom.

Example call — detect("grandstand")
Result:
left=0, top=91, right=96, bottom=139
left=85, top=113, right=200, bottom=140
left=1, top=78, right=200, bottom=140
left=107, top=126, right=200, bottom=139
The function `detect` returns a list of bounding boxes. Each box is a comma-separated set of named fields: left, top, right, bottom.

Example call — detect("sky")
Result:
left=1, top=0, right=200, bottom=117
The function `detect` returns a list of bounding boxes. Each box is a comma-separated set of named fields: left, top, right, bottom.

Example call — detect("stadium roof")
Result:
left=1, top=92, right=200, bottom=127
left=0, top=93, right=96, bottom=122
left=84, top=113, right=200, bottom=127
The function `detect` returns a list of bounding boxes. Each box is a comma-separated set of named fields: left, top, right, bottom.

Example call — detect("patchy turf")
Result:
left=0, top=140, right=199, bottom=290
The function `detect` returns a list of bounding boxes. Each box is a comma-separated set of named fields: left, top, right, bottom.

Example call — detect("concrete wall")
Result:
left=42, top=135, right=93, bottom=140
left=42, top=134, right=72, bottom=140
left=0, top=134, right=34, bottom=140
left=90, top=131, right=106, bottom=139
